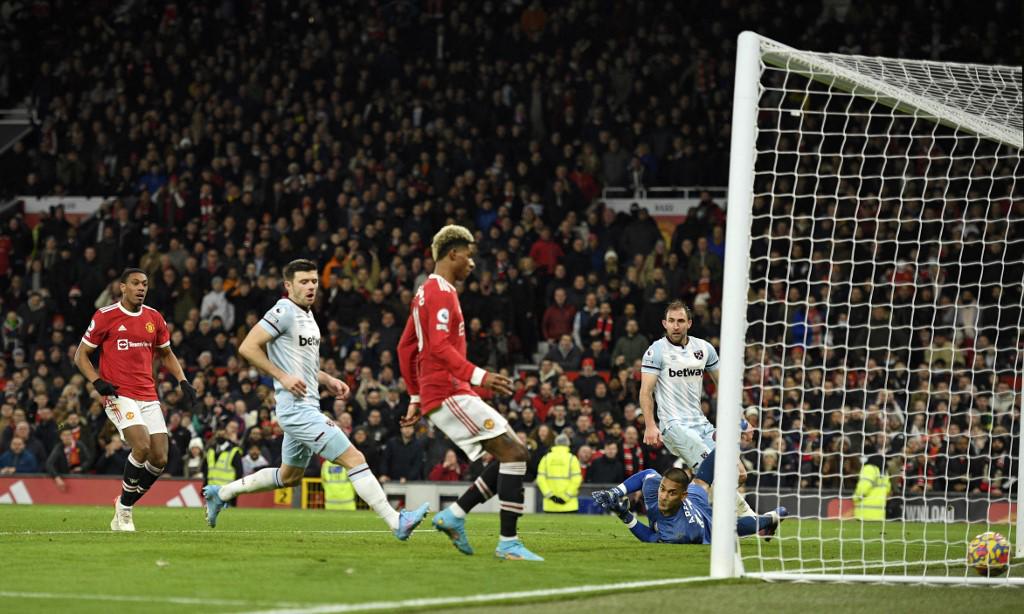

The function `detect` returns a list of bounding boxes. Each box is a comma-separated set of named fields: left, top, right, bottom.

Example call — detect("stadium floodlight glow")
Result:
left=713, top=31, right=1023, bottom=585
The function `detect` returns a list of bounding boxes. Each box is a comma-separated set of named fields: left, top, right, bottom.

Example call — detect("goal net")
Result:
left=711, top=32, right=1023, bottom=585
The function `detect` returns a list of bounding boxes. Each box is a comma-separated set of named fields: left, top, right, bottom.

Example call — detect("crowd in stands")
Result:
left=0, top=1, right=1020, bottom=501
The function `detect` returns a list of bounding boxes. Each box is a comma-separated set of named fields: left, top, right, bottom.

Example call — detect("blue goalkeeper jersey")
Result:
left=640, top=470, right=713, bottom=544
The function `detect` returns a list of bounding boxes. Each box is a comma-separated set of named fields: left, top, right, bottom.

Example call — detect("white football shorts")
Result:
left=428, top=394, right=509, bottom=462
left=104, top=396, right=168, bottom=438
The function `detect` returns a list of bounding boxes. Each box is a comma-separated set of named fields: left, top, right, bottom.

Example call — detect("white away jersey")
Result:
left=258, top=298, right=321, bottom=413
left=641, top=336, right=719, bottom=429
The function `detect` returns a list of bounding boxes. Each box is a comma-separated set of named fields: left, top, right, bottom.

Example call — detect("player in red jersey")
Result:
left=398, top=225, right=542, bottom=561
left=74, top=268, right=197, bottom=531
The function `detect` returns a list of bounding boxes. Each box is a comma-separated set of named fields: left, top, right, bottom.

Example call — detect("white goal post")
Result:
left=712, top=31, right=1023, bottom=584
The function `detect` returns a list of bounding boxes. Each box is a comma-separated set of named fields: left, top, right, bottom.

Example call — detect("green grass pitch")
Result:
left=0, top=505, right=1018, bottom=613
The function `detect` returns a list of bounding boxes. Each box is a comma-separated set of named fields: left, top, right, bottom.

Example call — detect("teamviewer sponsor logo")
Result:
left=116, top=339, right=153, bottom=350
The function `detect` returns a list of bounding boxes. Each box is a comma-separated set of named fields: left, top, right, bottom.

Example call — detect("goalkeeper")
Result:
left=592, top=449, right=786, bottom=544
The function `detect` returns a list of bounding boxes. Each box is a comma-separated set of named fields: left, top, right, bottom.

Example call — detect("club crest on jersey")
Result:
left=126, top=412, right=134, bottom=420
left=483, top=419, right=495, bottom=430
left=145, top=321, right=155, bottom=333
left=694, top=350, right=704, bottom=360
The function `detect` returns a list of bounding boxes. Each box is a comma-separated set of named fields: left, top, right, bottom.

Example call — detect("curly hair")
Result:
left=431, top=224, right=475, bottom=261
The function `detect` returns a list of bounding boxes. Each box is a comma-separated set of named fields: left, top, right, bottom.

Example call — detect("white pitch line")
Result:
left=242, top=576, right=719, bottom=614
left=0, top=529, right=613, bottom=538
left=0, top=591, right=308, bottom=608
left=0, top=529, right=392, bottom=536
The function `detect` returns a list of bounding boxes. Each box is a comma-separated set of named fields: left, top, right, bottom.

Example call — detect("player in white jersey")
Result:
left=202, top=259, right=428, bottom=538
left=640, top=300, right=756, bottom=519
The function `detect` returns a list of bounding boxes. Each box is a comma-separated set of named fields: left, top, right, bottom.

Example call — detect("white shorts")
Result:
left=662, top=421, right=715, bottom=469
left=428, top=394, right=509, bottom=462
left=104, top=396, right=167, bottom=438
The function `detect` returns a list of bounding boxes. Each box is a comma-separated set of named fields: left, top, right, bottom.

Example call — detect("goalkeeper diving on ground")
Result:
left=592, top=448, right=787, bottom=544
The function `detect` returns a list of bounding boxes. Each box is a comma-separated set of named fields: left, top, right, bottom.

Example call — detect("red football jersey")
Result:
left=80, top=302, right=170, bottom=401
left=398, top=274, right=486, bottom=413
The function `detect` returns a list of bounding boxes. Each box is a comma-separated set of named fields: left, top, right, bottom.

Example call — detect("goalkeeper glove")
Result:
left=592, top=487, right=624, bottom=510
left=179, top=380, right=198, bottom=408
left=92, top=379, right=119, bottom=397
left=549, top=495, right=568, bottom=505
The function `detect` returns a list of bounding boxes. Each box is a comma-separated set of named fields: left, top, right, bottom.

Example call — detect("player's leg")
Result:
left=105, top=396, right=161, bottom=531
left=205, top=428, right=304, bottom=527
left=127, top=402, right=170, bottom=507
left=703, top=423, right=756, bottom=518
left=428, top=395, right=537, bottom=557
left=129, top=432, right=168, bottom=505
left=482, top=425, right=542, bottom=561
left=113, top=411, right=151, bottom=532
left=332, top=444, right=429, bottom=539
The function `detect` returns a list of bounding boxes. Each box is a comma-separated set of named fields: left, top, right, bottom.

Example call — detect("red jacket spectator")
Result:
left=529, top=228, right=564, bottom=275
left=428, top=450, right=467, bottom=481
left=542, top=288, right=576, bottom=341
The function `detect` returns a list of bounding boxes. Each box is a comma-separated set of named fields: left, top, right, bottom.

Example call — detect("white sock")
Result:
left=450, top=503, right=467, bottom=519
left=219, top=467, right=281, bottom=501
left=348, top=463, right=400, bottom=531
left=737, top=490, right=756, bottom=518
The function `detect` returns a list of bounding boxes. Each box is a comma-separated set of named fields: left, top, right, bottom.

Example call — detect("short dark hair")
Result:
left=283, top=259, right=318, bottom=281
left=119, top=268, right=146, bottom=283
left=662, top=467, right=691, bottom=489
left=664, top=300, right=689, bottom=319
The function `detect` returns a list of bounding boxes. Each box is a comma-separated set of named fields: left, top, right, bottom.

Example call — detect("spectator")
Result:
left=428, top=449, right=468, bottom=482
left=0, top=436, right=40, bottom=474
left=200, top=276, right=235, bottom=330
left=611, top=319, right=649, bottom=367
left=541, top=288, right=576, bottom=343
left=241, top=444, right=270, bottom=476
left=574, top=358, right=603, bottom=400
left=381, top=425, right=424, bottom=483
left=544, top=334, right=582, bottom=371
left=46, top=426, right=93, bottom=489
left=1, top=421, right=46, bottom=462
left=184, top=438, right=205, bottom=480
left=587, top=440, right=625, bottom=484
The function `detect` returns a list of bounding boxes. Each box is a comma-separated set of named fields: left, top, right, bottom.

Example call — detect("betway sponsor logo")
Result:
left=669, top=368, right=704, bottom=377
left=116, top=339, right=153, bottom=351
left=298, top=336, right=319, bottom=347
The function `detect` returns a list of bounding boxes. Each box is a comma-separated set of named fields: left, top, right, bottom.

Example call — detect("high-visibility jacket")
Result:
left=321, top=460, right=356, bottom=510
left=536, top=445, right=582, bottom=512
left=206, top=446, right=241, bottom=486
left=853, top=462, right=889, bottom=521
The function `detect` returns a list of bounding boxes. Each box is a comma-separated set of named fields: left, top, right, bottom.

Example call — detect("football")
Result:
left=967, top=531, right=1011, bottom=576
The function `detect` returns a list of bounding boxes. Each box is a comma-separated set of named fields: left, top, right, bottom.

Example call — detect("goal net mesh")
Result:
left=738, top=38, right=1023, bottom=582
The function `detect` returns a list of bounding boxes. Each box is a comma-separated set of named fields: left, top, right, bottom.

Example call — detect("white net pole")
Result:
left=712, top=31, right=761, bottom=581
left=724, top=32, right=1024, bottom=585
left=710, top=29, right=761, bottom=579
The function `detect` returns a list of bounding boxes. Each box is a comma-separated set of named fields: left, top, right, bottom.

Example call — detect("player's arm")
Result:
left=318, top=370, right=349, bottom=399
left=593, top=468, right=660, bottom=507
left=397, top=315, right=422, bottom=426
left=74, top=330, right=118, bottom=397
left=704, top=341, right=720, bottom=386
left=639, top=372, right=661, bottom=445
left=604, top=496, right=659, bottom=543
left=156, top=345, right=199, bottom=408
left=239, top=323, right=306, bottom=397
left=622, top=513, right=659, bottom=543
